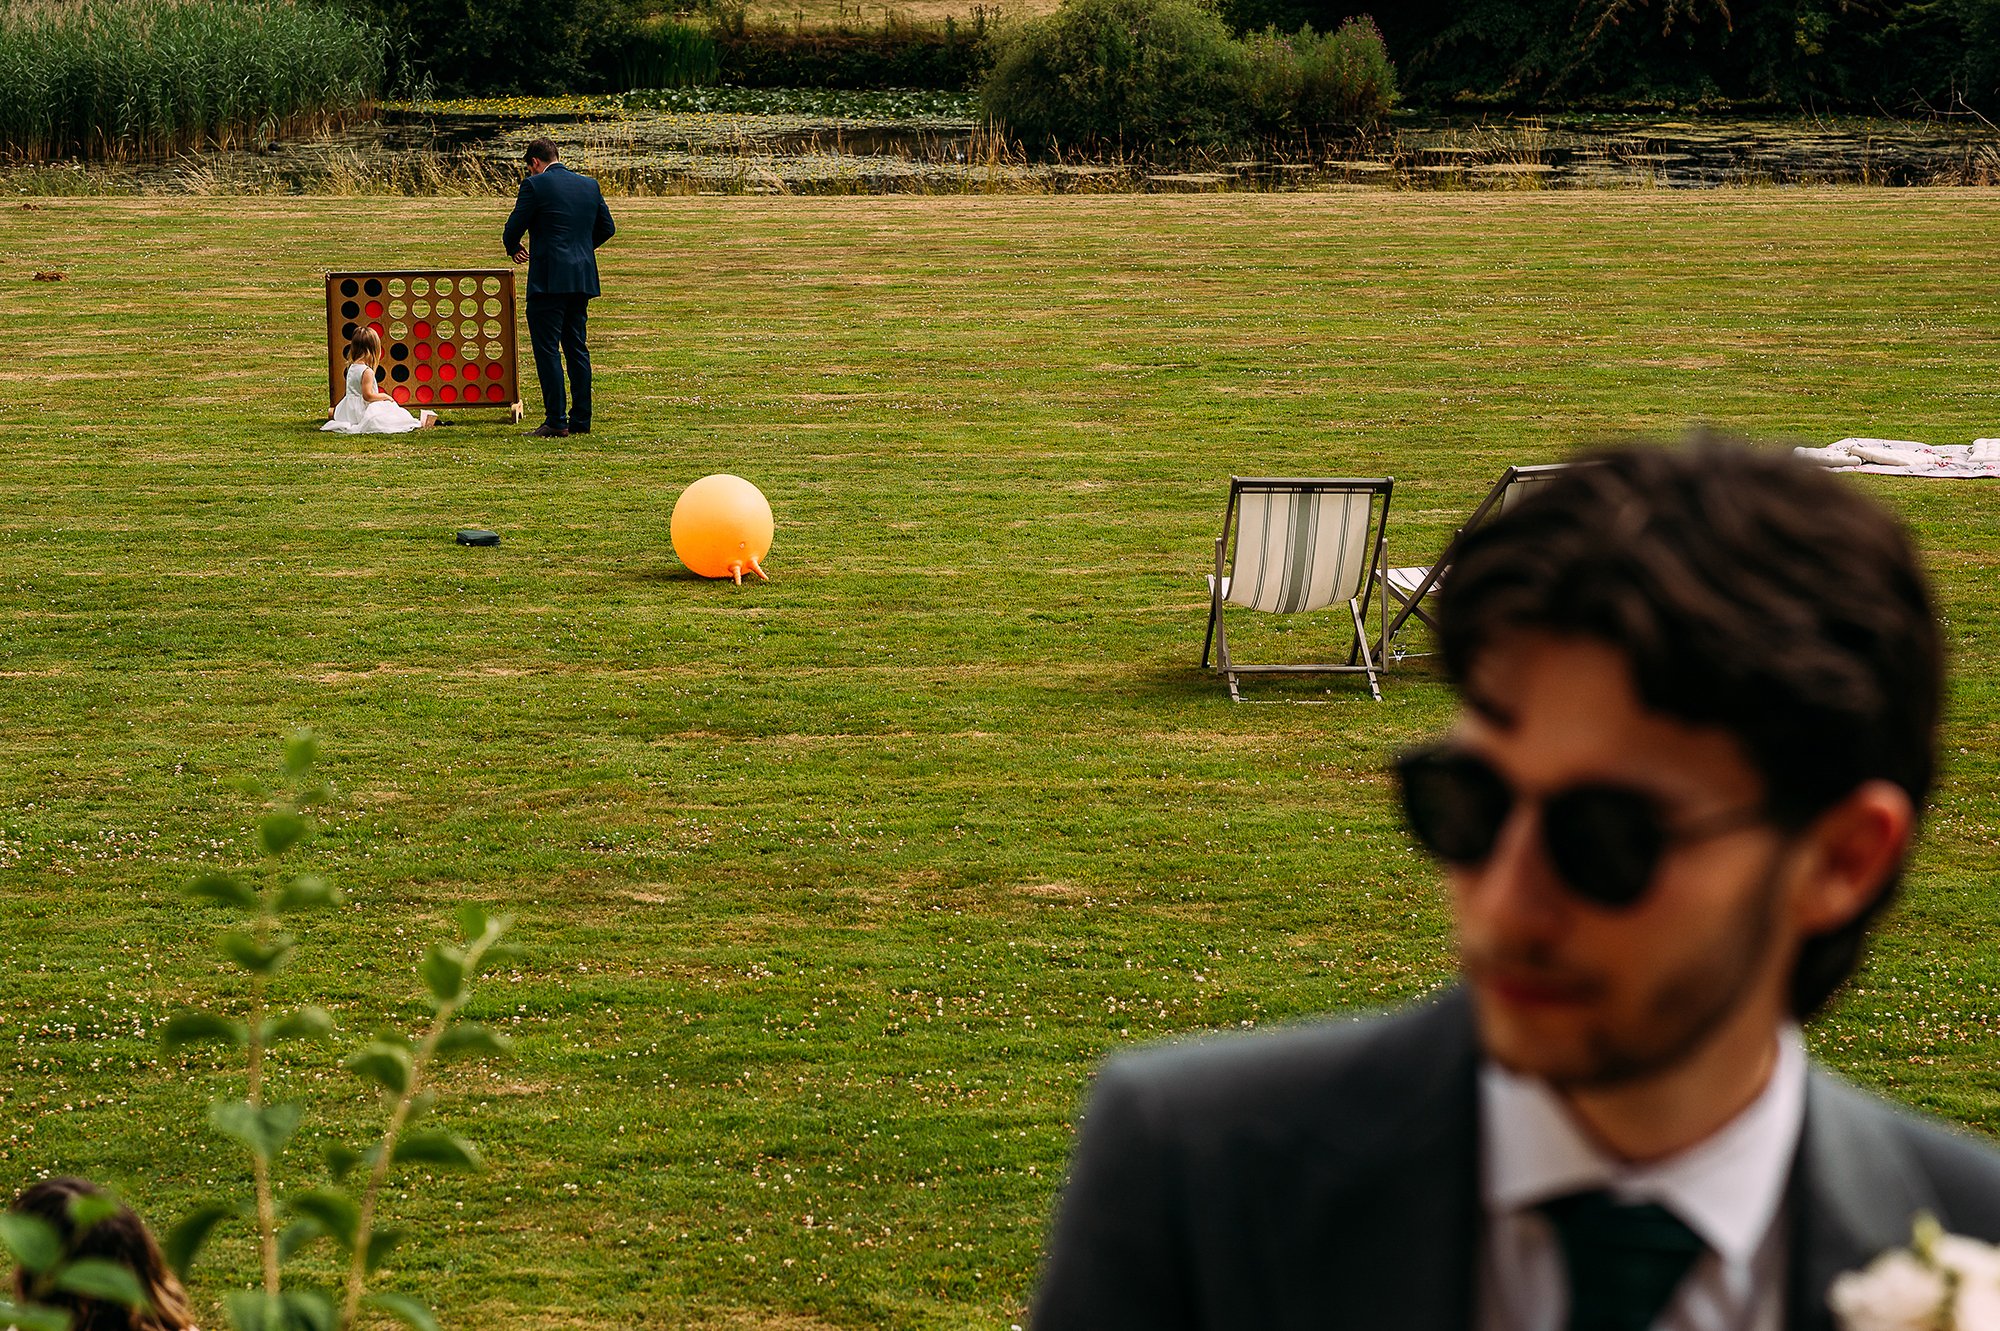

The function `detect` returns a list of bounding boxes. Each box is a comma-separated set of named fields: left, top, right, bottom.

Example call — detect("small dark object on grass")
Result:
left=456, top=529, right=500, bottom=546
left=34, top=271, right=63, bottom=281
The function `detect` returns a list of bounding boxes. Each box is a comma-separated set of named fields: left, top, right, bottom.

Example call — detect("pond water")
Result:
left=8, top=93, right=2000, bottom=195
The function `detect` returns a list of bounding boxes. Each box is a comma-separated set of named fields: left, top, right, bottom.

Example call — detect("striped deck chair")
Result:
left=1377, top=463, right=1569, bottom=659
left=1201, top=476, right=1393, bottom=702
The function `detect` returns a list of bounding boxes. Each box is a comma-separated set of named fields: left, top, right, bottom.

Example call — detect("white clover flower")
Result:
left=1829, top=1250, right=1949, bottom=1331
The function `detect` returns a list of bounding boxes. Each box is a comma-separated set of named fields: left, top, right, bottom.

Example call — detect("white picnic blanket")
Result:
left=1795, top=438, right=2000, bottom=477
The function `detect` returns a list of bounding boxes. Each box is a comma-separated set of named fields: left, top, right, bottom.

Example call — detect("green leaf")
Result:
left=454, top=904, right=489, bottom=943
left=420, top=945, right=466, bottom=1005
left=261, top=1006, right=334, bottom=1044
left=225, top=1289, right=282, bottom=1331
left=345, top=1042, right=412, bottom=1096
left=293, top=783, right=333, bottom=809
left=188, top=871, right=258, bottom=911
left=0, top=1299, right=72, bottom=1331
left=276, top=874, right=339, bottom=912
left=475, top=942, right=525, bottom=974
left=209, top=1099, right=303, bottom=1161
left=277, top=1219, right=322, bottom=1262
left=281, top=1290, right=336, bottom=1331
left=163, top=1202, right=235, bottom=1279
left=54, top=1259, right=148, bottom=1310
left=220, top=930, right=292, bottom=975
left=259, top=810, right=308, bottom=857
left=163, top=1011, right=249, bottom=1050
left=433, top=1023, right=511, bottom=1060
left=322, top=1144, right=368, bottom=1185
left=391, top=1131, right=482, bottom=1171
left=65, top=1192, right=121, bottom=1233
left=286, top=1189, right=358, bottom=1249
left=363, top=1226, right=405, bottom=1274
left=0, top=1213, right=61, bottom=1274
left=364, top=1291, right=439, bottom=1331
left=281, top=733, right=320, bottom=778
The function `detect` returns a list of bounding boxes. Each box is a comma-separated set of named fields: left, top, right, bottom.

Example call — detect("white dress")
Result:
left=321, top=361, right=429, bottom=434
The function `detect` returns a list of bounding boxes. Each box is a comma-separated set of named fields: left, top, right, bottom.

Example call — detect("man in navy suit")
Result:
left=503, top=138, right=615, bottom=438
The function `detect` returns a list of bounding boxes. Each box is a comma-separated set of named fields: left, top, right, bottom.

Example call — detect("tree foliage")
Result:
left=1211, top=0, right=2000, bottom=111
left=982, top=0, right=1395, bottom=153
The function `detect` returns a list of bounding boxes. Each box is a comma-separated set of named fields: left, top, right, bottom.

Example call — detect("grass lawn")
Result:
left=3, top=190, right=2000, bottom=1330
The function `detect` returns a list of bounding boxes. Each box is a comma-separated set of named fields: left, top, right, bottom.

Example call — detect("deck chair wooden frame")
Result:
left=1377, top=463, right=1570, bottom=659
left=1201, top=476, right=1393, bottom=702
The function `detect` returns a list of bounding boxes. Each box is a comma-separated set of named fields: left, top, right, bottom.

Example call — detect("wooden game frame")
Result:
left=325, top=269, right=523, bottom=422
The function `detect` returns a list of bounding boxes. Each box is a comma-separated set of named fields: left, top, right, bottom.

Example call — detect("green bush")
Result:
left=0, top=0, right=382, bottom=160
left=981, top=0, right=1392, bottom=152
left=709, top=11, right=991, bottom=90
left=982, top=0, right=1254, bottom=151
left=1241, top=15, right=1395, bottom=131
left=360, top=0, right=643, bottom=95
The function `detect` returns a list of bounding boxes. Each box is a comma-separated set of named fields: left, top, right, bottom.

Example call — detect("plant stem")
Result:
left=339, top=929, right=499, bottom=1331
left=249, top=900, right=280, bottom=1297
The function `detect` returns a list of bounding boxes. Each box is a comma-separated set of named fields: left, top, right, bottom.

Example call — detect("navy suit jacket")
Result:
left=1033, top=989, right=2000, bottom=1331
left=502, top=163, right=615, bottom=298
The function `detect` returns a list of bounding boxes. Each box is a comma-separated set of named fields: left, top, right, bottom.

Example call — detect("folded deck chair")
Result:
left=1201, top=476, right=1393, bottom=702
left=1378, top=463, right=1569, bottom=658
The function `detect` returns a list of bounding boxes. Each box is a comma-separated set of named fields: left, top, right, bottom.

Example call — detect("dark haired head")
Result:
left=1437, top=438, right=1942, bottom=1018
left=10, top=1178, right=195, bottom=1331
left=522, top=138, right=559, bottom=165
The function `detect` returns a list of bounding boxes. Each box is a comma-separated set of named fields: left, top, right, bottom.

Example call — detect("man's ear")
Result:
left=1789, top=780, right=1915, bottom=935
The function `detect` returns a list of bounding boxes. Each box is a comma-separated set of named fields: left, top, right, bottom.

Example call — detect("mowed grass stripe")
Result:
left=0, top=192, right=1998, bottom=1329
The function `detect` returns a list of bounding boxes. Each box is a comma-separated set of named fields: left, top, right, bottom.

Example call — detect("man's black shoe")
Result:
left=569, top=423, right=591, bottom=434
left=526, top=424, right=569, bottom=438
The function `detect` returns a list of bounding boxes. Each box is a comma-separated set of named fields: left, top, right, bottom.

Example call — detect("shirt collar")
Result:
left=1480, top=1026, right=1806, bottom=1268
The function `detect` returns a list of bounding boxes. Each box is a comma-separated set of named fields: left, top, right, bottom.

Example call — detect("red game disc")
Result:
left=486, top=384, right=506, bottom=402
left=440, top=385, right=458, bottom=403
left=486, top=363, right=503, bottom=380
left=438, top=343, right=456, bottom=360
left=391, top=385, right=410, bottom=404
left=414, top=343, right=432, bottom=362
left=439, top=363, right=457, bottom=382
left=413, top=321, right=431, bottom=340
left=416, top=385, right=434, bottom=403
left=364, top=300, right=383, bottom=318
left=415, top=364, right=433, bottom=382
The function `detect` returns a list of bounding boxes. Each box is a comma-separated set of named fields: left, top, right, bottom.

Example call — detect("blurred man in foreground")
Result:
left=1034, top=442, right=2000, bottom=1331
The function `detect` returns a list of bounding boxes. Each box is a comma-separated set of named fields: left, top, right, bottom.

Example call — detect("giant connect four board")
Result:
left=325, top=269, right=522, bottom=419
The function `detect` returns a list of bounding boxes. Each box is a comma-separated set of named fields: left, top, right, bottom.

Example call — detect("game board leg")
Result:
left=511, top=401, right=524, bottom=424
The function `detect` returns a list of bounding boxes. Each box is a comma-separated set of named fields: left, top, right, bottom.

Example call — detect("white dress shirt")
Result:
left=1477, top=1027, right=1807, bottom=1331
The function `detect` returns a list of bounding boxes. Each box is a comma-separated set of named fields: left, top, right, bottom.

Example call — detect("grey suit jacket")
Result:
left=1032, top=989, right=2000, bottom=1330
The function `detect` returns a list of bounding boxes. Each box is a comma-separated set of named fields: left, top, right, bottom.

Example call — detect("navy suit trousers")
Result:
left=526, top=294, right=591, bottom=429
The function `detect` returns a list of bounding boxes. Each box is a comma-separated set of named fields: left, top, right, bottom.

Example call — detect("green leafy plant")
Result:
left=0, top=1193, right=149, bottom=1331
left=160, top=736, right=515, bottom=1331
left=981, top=0, right=1393, bottom=154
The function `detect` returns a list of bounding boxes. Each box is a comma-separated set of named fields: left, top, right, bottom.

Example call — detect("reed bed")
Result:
left=0, top=0, right=382, bottom=160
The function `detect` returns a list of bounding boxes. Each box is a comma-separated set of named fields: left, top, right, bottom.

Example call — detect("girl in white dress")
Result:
left=322, top=328, right=438, bottom=434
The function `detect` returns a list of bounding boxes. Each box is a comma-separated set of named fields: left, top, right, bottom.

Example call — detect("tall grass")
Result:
left=611, top=13, right=720, bottom=89
left=0, top=0, right=383, bottom=160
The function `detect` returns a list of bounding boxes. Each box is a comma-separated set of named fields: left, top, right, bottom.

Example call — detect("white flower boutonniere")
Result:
left=1831, top=1214, right=2000, bottom=1331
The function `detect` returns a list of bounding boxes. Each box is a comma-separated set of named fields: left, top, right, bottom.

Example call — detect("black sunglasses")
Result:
left=1392, top=744, right=1767, bottom=909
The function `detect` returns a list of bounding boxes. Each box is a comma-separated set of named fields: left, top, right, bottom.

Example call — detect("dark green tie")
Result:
left=1538, top=1189, right=1709, bottom=1331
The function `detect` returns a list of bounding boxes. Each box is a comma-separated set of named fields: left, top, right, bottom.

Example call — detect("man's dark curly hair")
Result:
left=1436, top=439, right=1943, bottom=1019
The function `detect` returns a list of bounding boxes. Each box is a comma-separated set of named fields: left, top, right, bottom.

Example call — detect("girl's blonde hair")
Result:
left=10, top=1178, right=198, bottom=1331
left=346, top=326, right=382, bottom=364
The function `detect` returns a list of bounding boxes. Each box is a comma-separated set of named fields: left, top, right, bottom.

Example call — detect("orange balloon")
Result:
left=671, top=474, right=774, bottom=583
